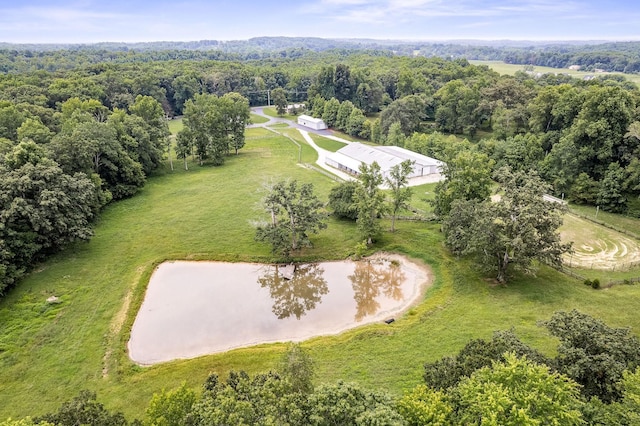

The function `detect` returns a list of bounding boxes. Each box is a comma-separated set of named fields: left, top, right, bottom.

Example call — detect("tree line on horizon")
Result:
left=2, top=38, right=640, bottom=73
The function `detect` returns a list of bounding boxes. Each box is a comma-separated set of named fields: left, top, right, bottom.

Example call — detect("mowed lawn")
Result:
left=2, top=127, right=640, bottom=420
left=309, top=133, right=347, bottom=152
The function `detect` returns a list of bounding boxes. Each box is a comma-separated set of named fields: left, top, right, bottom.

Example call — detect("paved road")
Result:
left=248, top=107, right=443, bottom=187
left=249, top=107, right=338, bottom=138
left=249, top=107, right=355, bottom=181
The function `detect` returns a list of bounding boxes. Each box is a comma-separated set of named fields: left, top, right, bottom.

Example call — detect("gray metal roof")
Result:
left=374, top=145, right=444, bottom=167
left=335, top=143, right=403, bottom=171
left=328, top=143, right=443, bottom=172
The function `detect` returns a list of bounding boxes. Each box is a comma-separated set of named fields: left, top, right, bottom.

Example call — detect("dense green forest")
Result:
left=2, top=43, right=640, bottom=424
left=2, top=37, right=640, bottom=73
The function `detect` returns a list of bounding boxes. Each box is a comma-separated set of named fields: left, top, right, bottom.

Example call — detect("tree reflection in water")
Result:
left=258, top=264, right=329, bottom=320
left=349, top=259, right=406, bottom=321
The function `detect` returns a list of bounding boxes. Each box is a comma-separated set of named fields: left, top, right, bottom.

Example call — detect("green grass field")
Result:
left=2, top=127, right=640, bottom=421
left=471, top=60, right=640, bottom=87
left=250, top=113, right=270, bottom=124
left=560, top=214, right=640, bottom=270
left=167, top=117, right=183, bottom=134
left=262, top=106, right=300, bottom=122
left=309, top=134, right=347, bottom=152
left=568, top=203, right=640, bottom=236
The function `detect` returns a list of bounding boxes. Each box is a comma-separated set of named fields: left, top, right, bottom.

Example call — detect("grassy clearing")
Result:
left=167, top=117, right=183, bottom=135
left=405, top=182, right=437, bottom=214
left=560, top=214, right=640, bottom=270
left=2, top=126, right=640, bottom=421
left=568, top=203, right=640, bottom=236
left=309, top=134, right=347, bottom=152
left=262, top=106, right=299, bottom=122
left=250, top=113, right=269, bottom=124
left=471, top=60, right=640, bottom=87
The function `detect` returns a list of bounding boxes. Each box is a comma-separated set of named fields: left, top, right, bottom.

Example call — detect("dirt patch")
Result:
left=102, top=266, right=142, bottom=377
left=560, top=214, right=640, bottom=270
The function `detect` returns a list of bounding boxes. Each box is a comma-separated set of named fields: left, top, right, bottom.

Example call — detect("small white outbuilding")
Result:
left=297, top=115, right=327, bottom=130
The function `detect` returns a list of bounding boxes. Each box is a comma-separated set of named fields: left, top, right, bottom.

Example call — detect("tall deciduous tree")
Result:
left=36, top=390, right=127, bottom=426
left=328, top=181, right=359, bottom=220
left=380, top=94, right=430, bottom=136
left=423, top=330, right=550, bottom=391
left=354, top=161, right=386, bottom=245
left=128, top=94, right=170, bottom=171
left=308, top=381, right=403, bottom=425
left=222, top=92, right=250, bottom=155
left=398, top=385, right=452, bottom=425
left=321, top=98, right=340, bottom=128
left=334, top=64, right=354, bottom=102
left=335, top=100, right=354, bottom=131
left=255, top=180, right=327, bottom=259
left=16, top=117, right=53, bottom=145
left=443, top=167, right=570, bottom=283
left=597, top=162, right=627, bottom=212
left=271, top=87, right=288, bottom=116
left=433, top=150, right=493, bottom=218
left=385, top=160, right=413, bottom=232
left=354, top=81, right=383, bottom=114
left=385, top=121, right=406, bottom=147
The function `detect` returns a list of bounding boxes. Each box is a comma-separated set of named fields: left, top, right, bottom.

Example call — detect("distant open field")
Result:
left=471, top=60, right=640, bottom=87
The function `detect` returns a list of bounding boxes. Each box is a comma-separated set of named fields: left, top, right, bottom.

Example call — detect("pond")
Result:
left=128, top=254, right=431, bottom=365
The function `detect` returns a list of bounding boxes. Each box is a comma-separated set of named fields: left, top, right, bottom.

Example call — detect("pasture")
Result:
left=167, top=116, right=183, bottom=134
left=1, top=127, right=640, bottom=420
left=471, top=60, right=640, bottom=87
left=560, top=214, right=640, bottom=270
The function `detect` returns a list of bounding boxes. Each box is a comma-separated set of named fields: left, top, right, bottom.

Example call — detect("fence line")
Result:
left=567, top=207, right=640, bottom=240
left=603, top=277, right=640, bottom=288
left=383, top=214, right=436, bottom=222
left=546, top=263, right=587, bottom=281
left=548, top=261, right=640, bottom=290
left=302, top=163, right=345, bottom=182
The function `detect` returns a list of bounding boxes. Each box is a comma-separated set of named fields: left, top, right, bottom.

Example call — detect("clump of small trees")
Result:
left=176, top=93, right=250, bottom=167
left=256, top=160, right=415, bottom=257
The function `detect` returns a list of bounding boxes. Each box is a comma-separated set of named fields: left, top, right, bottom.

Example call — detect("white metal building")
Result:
left=297, top=115, right=327, bottom=130
left=325, top=143, right=444, bottom=178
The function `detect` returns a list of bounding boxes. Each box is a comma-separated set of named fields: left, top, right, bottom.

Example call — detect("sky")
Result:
left=0, top=0, right=638, bottom=44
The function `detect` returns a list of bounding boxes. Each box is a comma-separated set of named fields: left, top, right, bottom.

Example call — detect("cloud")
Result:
left=303, top=0, right=583, bottom=23
left=0, top=4, right=139, bottom=34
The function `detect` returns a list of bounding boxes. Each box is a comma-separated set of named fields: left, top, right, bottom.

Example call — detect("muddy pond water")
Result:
left=128, top=254, right=430, bottom=365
